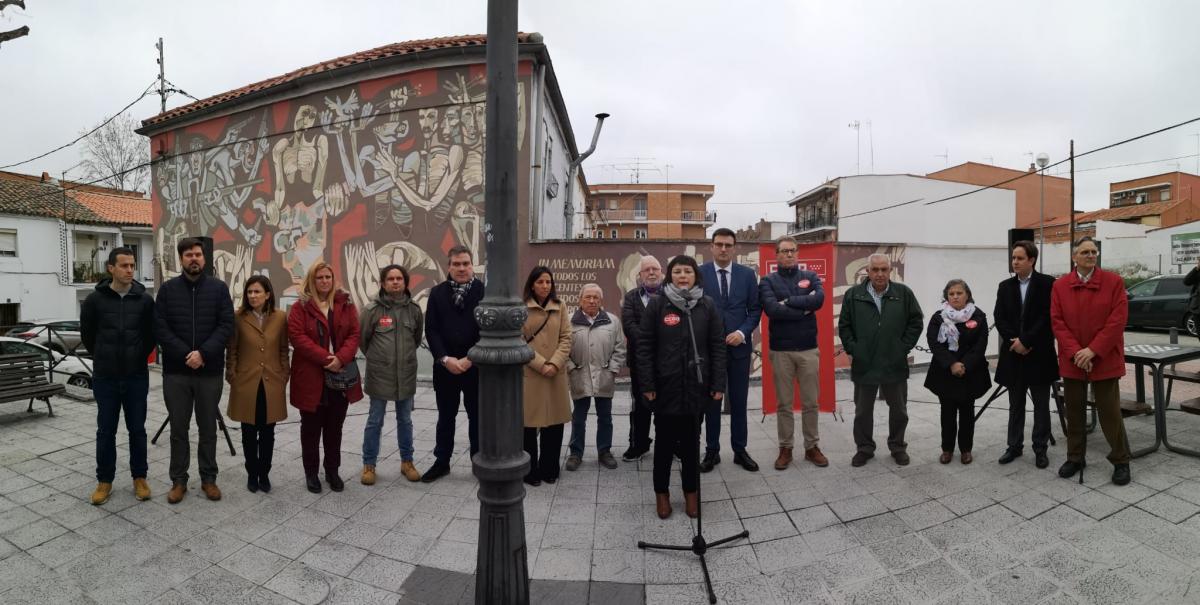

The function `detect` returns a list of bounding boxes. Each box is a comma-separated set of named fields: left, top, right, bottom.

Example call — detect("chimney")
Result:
left=1028, top=163, right=1036, bottom=173
left=41, top=171, right=50, bottom=182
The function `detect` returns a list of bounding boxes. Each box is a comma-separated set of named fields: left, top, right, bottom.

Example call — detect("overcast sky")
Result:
left=4, top=1, right=1200, bottom=229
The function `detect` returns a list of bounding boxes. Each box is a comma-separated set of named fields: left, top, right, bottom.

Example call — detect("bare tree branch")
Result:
left=0, top=24, right=28, bottom=45
left=79, top=113, right=150, bottom=193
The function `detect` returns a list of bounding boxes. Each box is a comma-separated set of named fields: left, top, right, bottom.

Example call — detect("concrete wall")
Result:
left=836, top=175, right=1015, bottom=248
left=0, top=215, right=77, bottom=321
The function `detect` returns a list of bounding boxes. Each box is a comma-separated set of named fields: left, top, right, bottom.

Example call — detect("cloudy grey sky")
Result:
left=3, top=0, right=1200, bottom=229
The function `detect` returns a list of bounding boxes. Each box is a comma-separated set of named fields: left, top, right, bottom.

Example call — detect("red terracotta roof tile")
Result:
left=70, top=189, right=151, bottom=227
left=143, top=33, right=533, bottom=127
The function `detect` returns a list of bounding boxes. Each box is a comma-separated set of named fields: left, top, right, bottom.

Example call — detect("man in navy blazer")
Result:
left=699, top=228, right=762, bottom=472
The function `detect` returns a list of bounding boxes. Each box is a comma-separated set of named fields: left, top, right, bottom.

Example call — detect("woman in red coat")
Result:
left=288, top=261, right=363, bottom=494
left=1050, top=237, right=1131, bottom=486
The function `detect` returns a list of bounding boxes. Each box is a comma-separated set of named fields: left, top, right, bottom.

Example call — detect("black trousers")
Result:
left=433, top=368, right=479, bottom=465
left=523, top=424, right=564, bottom=482
left=938, top=396, right=975, bottom=453
left=241, top=381, right=275, bottom=480
left=1005, top=381, right=1052, bottom=454
left=653, top=413, right=701, bottom=494
left=628, top=382, right=653, bottom=451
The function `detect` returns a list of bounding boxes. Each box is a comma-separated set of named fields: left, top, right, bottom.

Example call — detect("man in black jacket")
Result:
left=81, top=247, right=156, bottom=506
left=156, top=238, right=234, bottom=503
left=421, top=245, right=485, bottom=483
left=619, top=255, right=662, bottom=461
left=758, top=236, right=827, bottom=469
left=994, top=241, right=1058, bottom=469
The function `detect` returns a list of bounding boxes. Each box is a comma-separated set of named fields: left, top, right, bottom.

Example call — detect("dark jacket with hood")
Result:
left=80, top=278, right=156, bottom=378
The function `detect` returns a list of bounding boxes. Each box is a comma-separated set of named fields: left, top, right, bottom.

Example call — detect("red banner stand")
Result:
left=759, top=242, right=837, bottom=414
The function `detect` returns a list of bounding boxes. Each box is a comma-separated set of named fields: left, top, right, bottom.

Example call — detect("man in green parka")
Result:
left=838, top=253, right=924, bottom=467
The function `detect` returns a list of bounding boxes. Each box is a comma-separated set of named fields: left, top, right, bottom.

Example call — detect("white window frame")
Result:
left=0, top=228, right=16, bottom=258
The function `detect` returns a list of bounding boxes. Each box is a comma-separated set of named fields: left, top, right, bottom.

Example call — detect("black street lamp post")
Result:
left=471, top=1, right=533, bottom=603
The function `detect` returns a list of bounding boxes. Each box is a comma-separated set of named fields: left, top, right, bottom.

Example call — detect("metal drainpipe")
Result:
left=563, top=113, right=609, bottom=239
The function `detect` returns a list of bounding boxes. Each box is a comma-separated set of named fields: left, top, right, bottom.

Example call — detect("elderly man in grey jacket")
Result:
left=566, top=283, right=627, bottom=470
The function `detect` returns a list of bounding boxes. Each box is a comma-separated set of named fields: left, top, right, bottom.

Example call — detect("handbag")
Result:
left=316, top=317, right=360, bottom=391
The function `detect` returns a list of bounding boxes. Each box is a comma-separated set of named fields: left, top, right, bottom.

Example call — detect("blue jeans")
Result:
left=569, top=396, right=613, bottom=456
left=362, top=397, right=414, bottom=465
left=93, top=375, right=149, bottom=483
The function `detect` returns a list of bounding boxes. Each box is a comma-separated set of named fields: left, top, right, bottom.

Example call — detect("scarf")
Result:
left=663, top=283, right=703, bottom=311
left=449, top=277, right=475, bottom=309
left=937, top=302, right=977, bottom=352
left=640, top=282, right=662, bottom=297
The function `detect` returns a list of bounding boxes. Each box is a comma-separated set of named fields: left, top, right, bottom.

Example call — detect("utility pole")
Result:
left=1068, top=140, right=1075, bottom=266
left=156, top=37, right=166, bottom=113
left=472, top=4, right=532, bottom=603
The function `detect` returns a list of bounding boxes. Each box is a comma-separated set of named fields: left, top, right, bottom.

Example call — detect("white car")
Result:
left=0, top=336, right=93, bottom=388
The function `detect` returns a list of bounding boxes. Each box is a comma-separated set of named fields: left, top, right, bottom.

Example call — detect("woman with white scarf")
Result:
left=924, top=279, right=991, bottom=464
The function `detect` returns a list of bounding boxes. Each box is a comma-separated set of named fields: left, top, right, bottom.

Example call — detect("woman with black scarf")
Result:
left=636, top=255, right=726, bottom=519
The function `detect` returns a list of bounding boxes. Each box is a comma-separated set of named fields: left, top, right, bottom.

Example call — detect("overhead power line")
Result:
left=0, top=80, right=159, bottom=170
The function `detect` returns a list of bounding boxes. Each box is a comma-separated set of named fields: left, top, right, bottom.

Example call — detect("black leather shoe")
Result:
left=246, top=476, right=259, bottom=493
left=326, top=473, right=345, bottom=492
left=621, top=445, right=650, bottom=462
left=733, top=450, right=759, bottom=472
left=1058, top=459, right=1085, bottom=479
left=699, top=452, right=720, bottom=473
left=1035, top=452, right=1049, bottom=469
left=420, top=463, right=450, bottom=484
left=851, top=452, right=873, bottom=467
left=523, top=475, right=542, bottom=487
left=1112, top=463, right=1131, bottom=486
left=258, top=473, right=272, bottom=493
left=998, top=449, right=1022, bottom=465
left=891, top=451, right=910, bottom=466
left=305, top=475, right=322, bottom=494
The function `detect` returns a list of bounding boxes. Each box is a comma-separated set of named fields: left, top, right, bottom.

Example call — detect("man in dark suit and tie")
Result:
left=994, top=240, right=1058, bottom=469
left=699, top=228, right=762, bottom=472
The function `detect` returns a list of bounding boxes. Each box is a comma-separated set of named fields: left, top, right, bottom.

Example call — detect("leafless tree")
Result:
left=79, top=112, right=150, bottom=193
left=0, top=0, right=29, bottom=48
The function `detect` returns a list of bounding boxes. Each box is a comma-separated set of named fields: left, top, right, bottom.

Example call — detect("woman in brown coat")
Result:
left=521, top=266, right=573, bottom=486
left=226, top=275, right=289, bottom=493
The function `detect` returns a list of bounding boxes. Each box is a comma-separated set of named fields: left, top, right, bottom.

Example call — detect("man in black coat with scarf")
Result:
left=994, top=241, right=1058, bottom=469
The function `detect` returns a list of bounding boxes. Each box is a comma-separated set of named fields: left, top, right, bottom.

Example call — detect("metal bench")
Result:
left=1163, top=367, right=1200, bottom=415
left=0, top=353, right=65, bottom=417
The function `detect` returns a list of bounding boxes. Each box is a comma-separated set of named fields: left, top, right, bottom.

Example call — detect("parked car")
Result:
left=3, top=322, right=34, bottom=337
left=1126, top=275, right=1197, bottom=336
left=12, top=319, right=88, bottom=355
left=0, top=336, right=93, bottom=388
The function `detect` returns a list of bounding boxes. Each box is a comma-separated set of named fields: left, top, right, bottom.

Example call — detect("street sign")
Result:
left=1171, top=232, right=1200, bottom=265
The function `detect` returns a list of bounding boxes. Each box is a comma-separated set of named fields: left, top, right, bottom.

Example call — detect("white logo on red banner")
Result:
left=663, top=313, right=681, bottom=327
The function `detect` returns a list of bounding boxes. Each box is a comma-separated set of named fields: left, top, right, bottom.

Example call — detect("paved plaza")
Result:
left=4, top=350, right=1200, bottom=603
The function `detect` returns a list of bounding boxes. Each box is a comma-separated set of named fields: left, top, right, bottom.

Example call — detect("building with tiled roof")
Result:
left=0, top=170, right=155, bottom=327
left=1040, top=171, right=1200, bottom=243
left=136, top=32, right=592, bottom=310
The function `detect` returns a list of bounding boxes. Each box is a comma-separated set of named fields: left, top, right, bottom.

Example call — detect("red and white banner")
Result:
left=759, top=242, right=837, bottom=414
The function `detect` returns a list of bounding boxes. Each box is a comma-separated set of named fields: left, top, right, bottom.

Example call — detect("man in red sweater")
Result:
left=1050, top=237, right=1131, bottom=485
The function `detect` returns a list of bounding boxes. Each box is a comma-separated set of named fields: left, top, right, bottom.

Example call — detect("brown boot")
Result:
left=774, top=447, right=793, bottom=470
left=401, top=461, right=421, bottom=482
left=167, top=482, right=186, bottom=504
left=90, top=482, right=112, bottom=506
left=361, top=465, right=377, bottom=486
left=200, top=482, right=222, bottom=501
left=656, top=493, right=672, bottom=519
left=684, top=491, right=699, bottom=518
left=133, top=478, right=151, bottom=501
left=804, top=447, right=829, bottom=468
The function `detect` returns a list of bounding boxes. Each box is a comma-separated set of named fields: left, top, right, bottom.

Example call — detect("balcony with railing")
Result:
left=680, top=210, right=717, bottom=224
left=591, top=209, right=716, bottom=224
left=72, top=259, right=107, bottom=283
left=787, top=216, right=838, bottom=235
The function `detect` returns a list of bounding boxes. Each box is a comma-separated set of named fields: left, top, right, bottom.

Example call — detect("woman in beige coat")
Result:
left=226, top=275, right=289, bottom=493
left=521, top=266, right=573, bottom=486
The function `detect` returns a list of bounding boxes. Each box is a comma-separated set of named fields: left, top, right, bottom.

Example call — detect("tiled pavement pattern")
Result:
left=4, top=359, right=1200, bottom=603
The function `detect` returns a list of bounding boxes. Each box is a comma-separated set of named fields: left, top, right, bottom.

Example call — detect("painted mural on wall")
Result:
left=151, top=64, right=529, bottom=310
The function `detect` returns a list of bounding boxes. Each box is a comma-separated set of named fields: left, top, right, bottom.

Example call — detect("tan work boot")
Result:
left=805, top=447, right=829, bottom=468
left=90, top=482, right=113, bottom=505
left=361, top=465, right=377, bottom=485
left=167, top=482, right=186, bottom=504
left=774, top=447, right=793, bottom=470
left=133, top=478, right=151, bottom=501
left=201, top=482, right=222, bottom=501
left=401, top=461, right=421, bottom=482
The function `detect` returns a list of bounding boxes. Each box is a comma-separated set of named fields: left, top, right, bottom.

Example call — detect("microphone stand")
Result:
left=638, top=303, right=749, bottom=604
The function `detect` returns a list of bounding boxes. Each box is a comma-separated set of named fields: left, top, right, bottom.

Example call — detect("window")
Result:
left=1128, top=280, right=1158, bottom=297
left=0, top=229, right=15, bottom=257
left=611, top=229, right=619, bottom=239
left=608, top=199, right=619, bottom=210
left=0, top=340, right=51, bottom=362
left=594, top=230, right=604, bottom=239
left=634, top=229, right=647, bottom=239
left=1157, top=277, right=1189, bottom=296
left=634, top=197, right=647, bottom=219
left=1161, top=189, right=1171, bottom=202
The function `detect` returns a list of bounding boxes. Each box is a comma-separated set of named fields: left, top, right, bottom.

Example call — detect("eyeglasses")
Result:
left=778, top=249, right=797, bottom=255
left=712, top=242, right=735, bottom=249
left=1076, top=250, right=1098, bottom=256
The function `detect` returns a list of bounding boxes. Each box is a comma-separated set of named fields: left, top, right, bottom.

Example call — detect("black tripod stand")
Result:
left=636, top=306, right=749, bottom=604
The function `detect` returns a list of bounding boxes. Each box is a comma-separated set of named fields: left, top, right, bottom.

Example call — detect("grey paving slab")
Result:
left=217, top=543, right=293, bottom=585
